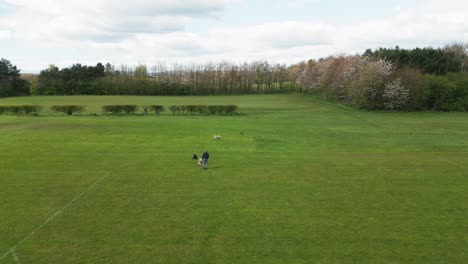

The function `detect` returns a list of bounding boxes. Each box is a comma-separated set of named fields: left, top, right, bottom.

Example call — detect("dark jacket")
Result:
left=202, top=151, right=209, bottom=160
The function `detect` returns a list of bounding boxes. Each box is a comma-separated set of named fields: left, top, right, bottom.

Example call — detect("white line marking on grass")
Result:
left=0, top=172, right=110, bottom=262
left=11, top=249, right=21, bottom=264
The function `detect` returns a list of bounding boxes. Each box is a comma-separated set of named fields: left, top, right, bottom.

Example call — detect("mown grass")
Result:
left=0, top=94, right=467, bottom=263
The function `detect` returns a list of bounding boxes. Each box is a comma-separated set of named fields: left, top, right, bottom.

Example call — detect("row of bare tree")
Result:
left=100, top=61, right=296, bottom=95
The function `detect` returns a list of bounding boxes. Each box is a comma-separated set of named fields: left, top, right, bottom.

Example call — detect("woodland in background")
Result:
left=2, top=43, right=467, bottom=111
left=291, top=43, right=468, bottom=111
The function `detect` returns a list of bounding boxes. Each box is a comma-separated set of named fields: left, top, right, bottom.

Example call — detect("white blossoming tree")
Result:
left=383, top=79, right=410, bottom=110
left=349, top=58, right=394, bottom=109
left=296, top=55, right=397, bottom=110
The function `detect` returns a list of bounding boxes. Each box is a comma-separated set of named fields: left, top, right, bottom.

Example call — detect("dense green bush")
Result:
left=20, top=105, right=43, bottom=115
left=393, top=67, right=425, bottom=111
left=166, top=105, right=239, bottom=115
left=225, top=105, right=238, bottom=114
left=169, top=105, right=178, bottom=114
left=0, top=105, right=21, bottom=115
left=102, top=105, right=139, bottom=114
left=0, top=105, right=43, bottom=115
left=196, top=105, right=208, bottom=114
left=149, top=105, right=165, bottom=115
left=0, top=106, right=21, bottom=115
left=122, top=105, right=139, bottom=114
left=186, top=105, right=196, bottom=115
left=208, top=105, right=218, bottom=115
left=102, top=105, right=122, bottom=114
left=51, top=105, right=86, bottom=115
left=179, top=105, right=186, bottom=114
left=422, top=73, right=468, bottom=111
left=218, top=105, right=226, bottom=114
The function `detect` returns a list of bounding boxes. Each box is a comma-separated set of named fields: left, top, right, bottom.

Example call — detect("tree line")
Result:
left=290, top=43, right=468, bottom=111
left=30, top=62, right=296, bottom=96
left=363, top=44, right=466, bottom=75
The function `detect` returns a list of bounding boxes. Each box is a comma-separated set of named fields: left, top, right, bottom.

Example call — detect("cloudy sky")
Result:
left=0, top=0, right=467, bottom=72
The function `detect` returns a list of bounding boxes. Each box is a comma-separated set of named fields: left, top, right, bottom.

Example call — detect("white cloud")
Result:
left=335, top=1, right=468, bottom=52
left=0, top=0, right=229, bottom=42
left=0, top=29, right=11, bottom=39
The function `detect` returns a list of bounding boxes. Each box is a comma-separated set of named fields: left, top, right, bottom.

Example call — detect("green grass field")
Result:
left=0, top=94, right=467, bottom=263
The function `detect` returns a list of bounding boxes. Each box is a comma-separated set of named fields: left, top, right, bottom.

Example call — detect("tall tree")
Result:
left=0, top=58, right=30, bottom=97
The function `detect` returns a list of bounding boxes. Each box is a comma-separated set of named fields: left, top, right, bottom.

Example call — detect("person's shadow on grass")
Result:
left=209, top=166, right=224, bottom=170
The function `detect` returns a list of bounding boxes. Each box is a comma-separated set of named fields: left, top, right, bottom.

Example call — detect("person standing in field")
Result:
left=202, top=150, right=209, bottom=170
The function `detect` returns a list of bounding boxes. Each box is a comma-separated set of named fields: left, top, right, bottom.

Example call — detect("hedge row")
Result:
left=168, top=105, right=238, bottom=115
left=0, top=104, right=239, bottom=116
left=102, top=105, right=139, bottom=114
left=0, top=105, right=85, bottom=115
left=0, top=105, right=43, bottom=115
left=51, top=105, right=86, bottom=115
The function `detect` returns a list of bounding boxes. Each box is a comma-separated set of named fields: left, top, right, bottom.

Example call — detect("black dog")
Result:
left=192, top=154, right=198, bottom=160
